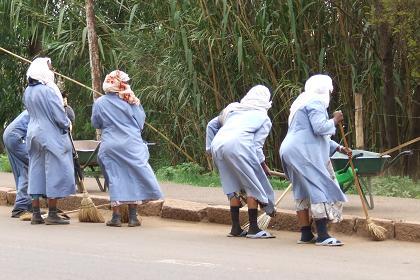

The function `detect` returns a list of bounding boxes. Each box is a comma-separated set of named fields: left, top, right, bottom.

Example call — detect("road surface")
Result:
left=0, top=206, right=419, bottom=280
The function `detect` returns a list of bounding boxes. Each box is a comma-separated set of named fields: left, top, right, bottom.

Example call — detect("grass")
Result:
left=0, top=154, right=12, bottom=172
left=364, top=176, right=420, bottom=199
left=156, top=163, right=297, bottom=190
left=156, top=163, right=420, bottom=199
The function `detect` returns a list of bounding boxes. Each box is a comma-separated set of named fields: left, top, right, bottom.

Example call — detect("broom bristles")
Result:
left=119, top=204, right=129, bottom=223
left=78, top=192, right=105, bottom=223
left=243, top=213, right=272, bottom=231
left=366, top=218, right=387, bottom=241
left=19, top=212, right=32, bottom=221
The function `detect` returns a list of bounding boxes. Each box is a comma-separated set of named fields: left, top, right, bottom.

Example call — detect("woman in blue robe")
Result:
left=2, top=110, right=32, bottom=217
left=280, top=74, right=351, bottom=246
left=91, top=70, right=163, bottom=227
left=206, top=85, right=275, bottom=238
left=24, top=58, right=75, bottom=225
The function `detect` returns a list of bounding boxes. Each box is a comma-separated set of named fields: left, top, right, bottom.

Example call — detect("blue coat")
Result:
left=2, top=110, right=31, bottom=209
left=206, top=110, right=275, bottom=214
left=91, top=93, right=163, bottom=202
left=24, top=83, right=75, bottom=198
left=279, top=100, right=347, bottom=204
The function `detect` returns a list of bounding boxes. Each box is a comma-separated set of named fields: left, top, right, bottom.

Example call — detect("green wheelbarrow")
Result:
left=331, top=150, right=413, bottom=209
left=73, top=140, right=108, bottom=192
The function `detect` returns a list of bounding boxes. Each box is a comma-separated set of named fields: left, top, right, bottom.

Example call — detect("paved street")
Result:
left=0, top=206, right=419, bottom=280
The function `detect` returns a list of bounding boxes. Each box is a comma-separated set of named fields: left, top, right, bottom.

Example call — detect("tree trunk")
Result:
left=354, top=93, right=364, bottom=149
left=408, top=84, right=420, bottom=180
left=85, top=0, right=102, bottom=140
left=375, top=0, right=398, bottom=150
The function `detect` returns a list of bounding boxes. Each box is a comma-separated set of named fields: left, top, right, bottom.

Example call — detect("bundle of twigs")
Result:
left=69, top=134, right=105, bottom=223
left=339, top=122, right=387, bottom=241
left=243, top=171, right=291, bottom=231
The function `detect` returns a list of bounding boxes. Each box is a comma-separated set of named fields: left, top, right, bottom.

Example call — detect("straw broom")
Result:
left=68, top=134, right=105, bottom=223
left=339, top=122, right=387, bottom=241
left=243, top=171, right=292, bottom=231
left=19, top=164, right=106, bottom=223
left=119, top=204, right=129, bottom=223
left=78, top=181, right=105, bottom=223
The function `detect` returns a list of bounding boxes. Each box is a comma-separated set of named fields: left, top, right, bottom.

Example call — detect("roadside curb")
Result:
left=1, top=187, right=419, bottom=243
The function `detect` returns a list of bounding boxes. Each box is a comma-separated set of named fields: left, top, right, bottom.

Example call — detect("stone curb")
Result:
left=0, top=188, right=419, bottom=243
left=161, top=199, right=207, bottom=222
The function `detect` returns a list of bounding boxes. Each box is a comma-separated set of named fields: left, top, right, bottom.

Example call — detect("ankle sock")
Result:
left=315, top=218, right=331, bottom=242
left=248, top=208, right=261, bottom=234
left=230, top=206, right=241, bottom=234
left=33, top=206, right=41, bottom=215
left=300, top=226, right=314, bottom=242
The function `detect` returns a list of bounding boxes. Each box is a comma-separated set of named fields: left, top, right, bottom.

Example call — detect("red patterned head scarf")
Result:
left=102, top=70, right=140, bottom=106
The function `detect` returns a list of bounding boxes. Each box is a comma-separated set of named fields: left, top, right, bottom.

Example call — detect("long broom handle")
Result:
left=0, top=46, right=196, bottom=164
left=0, top=47, right=102, bottom=96
left=379, top=137, right=420, bottom=156
left=338, top=122, right=370, bottom=218
left=269, top=170, right=291, bottom=206
left=274, top=183, right=292, bottom=207
left=41, top=203, right=110, bottom=218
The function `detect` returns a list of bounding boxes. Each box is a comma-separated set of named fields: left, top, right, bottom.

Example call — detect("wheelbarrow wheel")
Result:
left=357, top=176, right=374, bottom=210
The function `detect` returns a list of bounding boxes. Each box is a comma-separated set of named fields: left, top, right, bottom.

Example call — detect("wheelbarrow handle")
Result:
left=68, top=133, right=84, bottom=182
left=342, top=152, right=364, bottom=172
left=385, top=150, right=413, bottom=170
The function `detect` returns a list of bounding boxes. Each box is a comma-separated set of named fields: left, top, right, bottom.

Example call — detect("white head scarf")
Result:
left=26, top=57, right=53, bottom=84
left=219, top=84, right=272, bottom=125
left=26, top=57, right=64, bottom=105
left=102, top=70, right=140, bottom=106
left=288, top=74, right=333, bottom=125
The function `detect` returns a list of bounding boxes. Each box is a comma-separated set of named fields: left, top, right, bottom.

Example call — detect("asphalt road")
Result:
left=0, top=206, right=419, bottom=280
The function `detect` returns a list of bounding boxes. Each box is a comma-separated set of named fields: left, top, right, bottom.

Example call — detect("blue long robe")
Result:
left=279, top=100, right=347, bottom=204
left=2, top=110, right=31, bottom=210
left=206, top=110, right=275, bottom=214
left=24, top=83, right=75, bottom=198
left=91, top=93, right=163, bottom=202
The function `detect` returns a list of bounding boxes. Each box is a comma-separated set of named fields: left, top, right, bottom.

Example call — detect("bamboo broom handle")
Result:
left=274, top=183, right=292, bottom=206
left=0, top=47, right=102, bottom=96
left=338, top=122, right=370, bottom=218
left=379, top=137, right=420, bottom=156
left=0, top=46, right=197, bottom=164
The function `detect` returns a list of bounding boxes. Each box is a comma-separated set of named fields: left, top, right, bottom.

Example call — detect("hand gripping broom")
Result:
left=339, top=122, right=386, bottom=240
left=69, top=134, right=105, bottom=223
left=243, top=171, right=292, bottom=231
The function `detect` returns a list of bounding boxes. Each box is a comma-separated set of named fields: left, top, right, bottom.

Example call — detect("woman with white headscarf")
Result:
left=91, top=70, right=163, bottom=227
left=280, top=74, right=351, bottom=246
left=206, top=85, right=275, bottom=239
left=24, top=57, right=75, bottom=225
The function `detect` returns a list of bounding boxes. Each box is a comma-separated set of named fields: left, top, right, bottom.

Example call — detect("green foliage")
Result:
left=0, top=154, right=12, bottom=172
left=156, top=163, right=220, bottom=187
left=371, top=176, right=420, bottom=199
left=345, top=176, right=420, bottom=199
left=156, top=162, right=289, bottom=190
left=0, top=0, right=418, bottom=176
